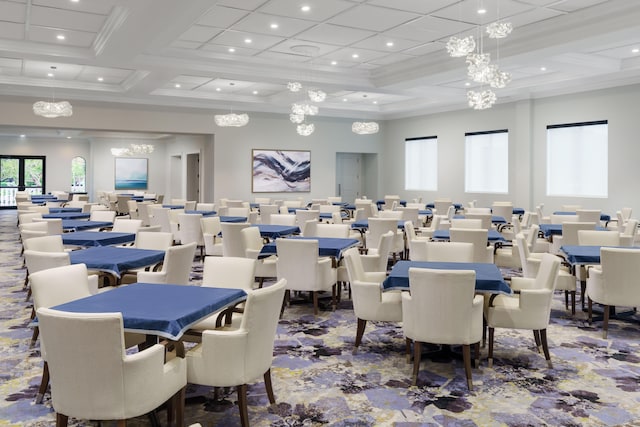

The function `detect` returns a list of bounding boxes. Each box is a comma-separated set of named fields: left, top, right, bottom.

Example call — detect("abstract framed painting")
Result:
left=114, top=158, right=148, bottom=190
left=252, top=149, right=310, bottom=193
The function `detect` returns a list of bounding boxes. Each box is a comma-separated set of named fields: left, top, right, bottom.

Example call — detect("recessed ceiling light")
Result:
left=331, top=61, right=337, bottom=65
left=244, top=38, right=252, bottom=44
left=343, top=98, right=348, bottom=102
left=465, top=82, right=471, bottom=86
left=386, top=42, right=394, bottom=47
left=97, top=77, right=104, bottom=82
left=373, top=101, right=378, bottom=104
left=301, top=5, right=310, bottom=12
left=352, top=53, right=359, bottom=59
left=174, top=83, right=181, bottom=88
left=252, top=90, right=258, bottom=95
left=20, top=134, right=25, bottom=138
left=66, top=136, right=71, bottom=139
left=477, top=8, right=487, bottom=14
left=70, top=0, right=79, bottom=3
left=216, top=87, right=221, bottom=92
left=270, top=23, right=279, bottom=29
left=632, top=48, right=639, bottom=53
left=540, top=66, right=547, bottom=71
left=228, top=47, right=235, bottom=53
left=56, top=34, right=65, bottom=40
left=47, top=72, right=54, bottom=77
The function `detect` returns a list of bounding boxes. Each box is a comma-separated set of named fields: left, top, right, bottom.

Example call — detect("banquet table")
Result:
left=50, top=283, right=247, bottom=341
left=453, top=215, right=507, bottom=224
left=382, top=261, right=511, bottom=295
left=69, top=246, right=165, bottom=279
left=539, top=224, right=607, bottom=238
left=553, top=211, right=611, bottom=222
left=185, top=210, right=217, bottom=217
left=350, top=219, right=405, bottom=230
left=260, top=236, right=360, bottom=259
left=47, top=207, right=82, bottom=213
left=162, top=204, right=184, bottom=209
left=254, top=224, right=300, bottom=239
left=43, top=212, right=90, bottom=220
left=219, top=216, right=247, bottom=223
left=61, top=231, right=136, bottom=247
left=431, top=229, right=506, bottom=242
left=560, top=245, right=605, bottom=265
left=62, top=220, right=113, bottom=231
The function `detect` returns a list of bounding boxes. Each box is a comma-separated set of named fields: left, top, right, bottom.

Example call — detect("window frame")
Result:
left=404, top=135, right=438, bottom=191
left=464, top=129, right=509, bottom=194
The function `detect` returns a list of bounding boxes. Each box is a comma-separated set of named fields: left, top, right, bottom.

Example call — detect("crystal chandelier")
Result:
left=110, top=144, right=155, bottom=156
left=486, top=22, right=513, bottom=39
left=307, top=89, right=326, bottom=102
left=352, top=121, right=379, bottom=135
left=33, top=66, right=73, bottom=118
left=446, top=36, right=476, bottom=58
left=287, top=82, right=302, bottom=92
left=296, top=123, right=315, bottom=136
left=289, top=113, right=304, bottom=124
left=467, top=89, right=497, bottom=110
left=214, top=113, right=249, bottom=127
left=291, top=103, right=318, bottom=116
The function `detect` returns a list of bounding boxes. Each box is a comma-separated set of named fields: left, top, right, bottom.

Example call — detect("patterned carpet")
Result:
left=2, top=210, right=640, bottom=426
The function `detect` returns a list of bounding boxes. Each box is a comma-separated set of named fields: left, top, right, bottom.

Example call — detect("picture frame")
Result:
left=114, top=158, right=148, bottom=190
left=252, top=149, right=310, bottom=193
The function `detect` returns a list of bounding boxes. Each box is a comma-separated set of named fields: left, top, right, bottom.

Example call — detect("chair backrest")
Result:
left=282, top=199, right=303, bottom=208
left=184, top=201, right=196, bottom=210
left=178, top=213, right=204, bottom=246
left=116, top=195, right=131, bottom=215
left=598, top=247, right=640, bottom=305
left=404, top=221, right=417, bottom=241
left=18, top=212, right=43, bottom=225
left=202, top=256, right=256, bottom=290
left=561, top=204, right=582, bottom=211
left=366, top=218, right=398, bottom=249
left=301, top=219, right=318, bottom=237
left=433, top=199, right=453, bottom=215
left=621, top=207, right=633, bottom=221
left=200, top=216, right=222, bottom=236
left=465, top=207, right=491, bottom=214
left=577, top=230, right=620, bottom=246
left=550, top=214, right=579, bottom=224
left=196, top=202, right=215, bottom=211
left=23, top=234, right=64, bottom=252
left=295, top=209, right=320, bottom=227
left=135, top=231, right=174, bottom=250
left=254, top=197, right=271, bottom=205
left=20, top=220, right=50, bottom=235
left=227, top=207, right=250, bottom=218
left=516, top=233, right=535, bottom=278
left=154, top=242, right=197, bottom=284
left=318, top=204, right=340, bottom=214
left=33, top=218, right=63, bottom=235
left=405, top=267, right=479, bottom=343
left=90, top=210, right=116, bottom=223
left=221, top=222, right=250, bottom=257
left=464, top=213, right=492, bottom=230
left=576, top=209, right=601, bottom=223
left=270, top=214, right=296, bottom=226
left=171, top=198, right=187, bottom=205
left=36, top=307, right=128, bottom=420
left=315, top=223, right=350, bottom=238
left=397, top=207, right=420, bottom=227
left=449, top=228, right=491, bottom=263
left=369, top=231, right=394, bottom=272
left=561, top=222, right=596, bottom=246
left=451, top=218, right=483, bottom=229
left=276, top=238, right=323, bottom=291
left=149, top=207, right=172, bottom=234
left=20, top=229, right=48, bottom=242
left=355, top=201, right=377, bottom=218
left=259, top=204, right=280, bottom=225
left=413, top=241, right=474, bottom=262
left=491, top=202, right=513, bottom=222
left=24, top=250, right=70, bottom=277
left=535, top=253, right=562, bottom=291
left=622, top=218, right=638, bottom=237
left=343, top=247, right=366, bottom=282
left=30, top=264, right=94, bottom=311
left=111, top=218, right=143, bottom=233
left=378, top=210, right=403, bottom=220
left=126, top=200, right=138, bottom=219
left=27, top=205, right=50, bottom=213
left=241, top=226, right=264, bottom=259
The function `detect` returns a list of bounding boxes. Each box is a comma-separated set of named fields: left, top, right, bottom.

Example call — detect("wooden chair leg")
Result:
left=412, top=341, right=421, bottom=385
left=331, top=284, right=337, bottom=310
left=312, top=291, right=319, bottom=315
left=31, top=326, right=39, bottom=347
left=564, top=290, right=569, bottom=310
left=588, top=297, right=593, bottom=325
left=263, top=368, right=276, bottom=404
left=462, top=344, right=473, bottom=391
left=405, top=337, right=412, bottom=363
left=570, top=291, right=576, bottom=315
left=488, top=327, right=495, bottom=368
left=56, top=413, right=69, bottom=427
left=354, top=318, right=367, bottom=349
left=237, top=384, right=250, bottom=427
left=533, top=330, right=541, bottom=352
left=175, top=386, right=185, bottom=427
left=540, top=328, right=552, bottom=369
left=473, top=342, right=480, bottom=368
left=602, top=305, right=610, bottom=339
left=35, top=362, right=49, bottom=404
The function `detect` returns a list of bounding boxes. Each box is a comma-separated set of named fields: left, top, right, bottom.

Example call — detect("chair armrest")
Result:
left=137, top=271, right=167, bottom=283
left=245, top=248, right=260, bottom=260
left=510, top=277, right=537, bottom=291
left=519, top=288, right=552, bottom=310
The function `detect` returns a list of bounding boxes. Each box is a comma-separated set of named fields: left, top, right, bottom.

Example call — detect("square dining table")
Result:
left=219, top=216, right=247, bottom=223
left=62, top=231, right=136, bottom=247
left=50, top=283, right=247, bottom=341
left=382, top=261, right=512, bottom=295
left=259, top=236, right=360, bottom=259
left=185, top=210, right=217, bottom=217
left=43, top=212, right=91, bottom=220
left=453, top=214, right=507, bottom=224
left=62, top=220, right=113, bottom=231
left=350, top=219, right=405, bottom=230
left=254, top=224, right=300, bottom=239
left=47, top=207, right=82, bottom=213
left=431, top=229, right=506, bottom=242
left=69, top=246, right=165, bottom=279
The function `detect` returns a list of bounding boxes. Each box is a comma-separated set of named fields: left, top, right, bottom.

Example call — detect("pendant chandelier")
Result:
left=33, top=66, right=73, bottom=118
left=352, top=121, right=379, bottom=135
left=110, top=144, right=154, bottom=156
left=214, top=112, right=249, bottom=127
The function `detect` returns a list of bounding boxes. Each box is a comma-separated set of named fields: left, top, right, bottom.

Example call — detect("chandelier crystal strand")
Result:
left=291, top=103, right=318, bottom=116
left=296, top=123, right=315, bottom=136
left=446, top=36, right=476, bottom=57
left=352, top=122, right=379, bottom=135
left=33, top=101, right=73, bottom=118
left=467, top=89, right=497, bottom=109
left=486, top=22, right=513, bottom=39
left=214, top=113, right=249, bottom=127
left=287, top=82, right=302, bottom=92
left=289, top=113, right=305, bottom=124
left=307, top=89, right=326, bottom=102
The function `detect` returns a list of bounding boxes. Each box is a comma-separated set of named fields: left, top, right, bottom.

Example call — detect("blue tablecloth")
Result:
left=255, top=224, right=300, bottom=239
left=62, top=220, right=113, bottom=231
left=47, top=207, right=82, bottom=213
left=539, top=224, right=606, bottom=237
left=351, top=219, right=405, bottom=230
left=560, top=245, right=603, bottom=265
left=382, top=261, right=511, bottom=294
left=376, top=200, right=407, bottom=208
left=131, top=196, right=156, bottom=202
left=43, top=212, right=90, bottom=220
left=260, top=236, right=360, bottom=259
left=553, top=211, right=611, bottom=222
left=69, top=246, right=165, bottom=278
left=219, top=216, right=247, bottom=223
left=426, top=202, right=463, bottom=210
left=319, top=211, right=349, bottom=219
left=62, top=231, right=135, bottom=247
left=51, top=283, right=247, bottom=340
left=185, top=210, right=217, bottom=217
left=513, top=208, right=525, bottom=215
left=432, top=229, right=505, bottom=242
left=162, top=204, right=184, bottom=209
left=453, top=215, right=507, bottom=224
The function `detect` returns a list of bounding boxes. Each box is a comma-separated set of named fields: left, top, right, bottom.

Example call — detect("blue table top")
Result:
left=376, top=200, right=407, bottom=207
left=131, top=196, right=156, bottom=201
left=51, top=283, right=247, bottom=340
left=560, top=245, right=604, bottom=265
left=426, top=202, right=463, bottom=210
left=69, top=246, right=165, bottom=278
left=43, top=212, right=91, bottom=220
left=162, top=204, right=184, bottom=209
left=47, top=207, right=82, bottom=213
left=62, top=231, right=135, bottom=247
left=553, top=211, right=611, bottom=222
left=382, top=261, right=511, bottom=294
left=432, top=229, right=505, bottom=242
left=219, top=216, right=247, bottom=223
left=260, top=236, right=360, bottom=259
left=539, top=224, right=606, bottom=237
left=351, top=219, right=405, bottom=229
left=453, top=215, right=507, bottom=224
left=30, top=194, right=57, bottom=199
left=185, top=210, right=217, bottom=217
left=255, top=224, right=300, bottom=239
left=62, top=220, right=113, bottom=231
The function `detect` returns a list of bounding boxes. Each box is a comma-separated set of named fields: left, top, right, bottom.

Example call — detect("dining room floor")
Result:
left=2, top=210, right=640, bottom=426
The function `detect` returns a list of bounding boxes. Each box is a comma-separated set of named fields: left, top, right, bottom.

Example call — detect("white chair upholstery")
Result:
left=23, top=234, right=65, bottom=252
left=486, top=253, right=560, bottom=369
left=464, top=213, right=492, bottom=230
left=577, top=230, right=620, bottom=246
left=136, top=202, right=153, bottom=227
left=450, top=218, right=483, bottom=229
left=201, top=216, right=223, bottom=256
left=315, top=223, right=350, bottom=238
left=221, top=222, right=250, bottom=257
left=397, top=207, right=420, bottom=227
left=270, top=214, right=297, bottom=226
left=135, top=242, right=197, bottom=285
left=227, top=207, right=250, bottom=219
left=134, top=231, right=174, bottom=250
left=37, top=307, right=186, bottom=427
left=259, top=204, right=279, bottom=225
left=186, top=280, right=286, bottom=427
left=551, top=222, right=596, bottom=255
left=449, top=228, right=493, bottom=263
left=184, top=201, right=196, bottom=210
left=433, top=199, right=452, bottom=216
left=361, top=230, right=393, bottom=273
left=586, top=247, right=640, bottom=338
left=33, top=218, right=63, bottom=235
left=301, top=219, right=318, bottom=237
left=241, top=226, right=277, bottom=285
left=276, top=238, right=337, bottom=315
left=149, top=206, right=173, bottom=235
left=295, top=209, right=319, bottom=228
left=366, top=218, right=403, bottom=261
left=409, top=241, right=474, bottom=262
left=90, top=210, right=116, bottom=223
left=576, top=209, right=601, bottom=224
left=619, top=218, right=638, bottom=247
left=491, top=202, right=514, bottom=225
left=343, top=248, right=401, bottom=348
left=126, top=200, right=138, bottom=219
left=178, top=213, right=204, bottom=258
left=111, top=218, right=143, bottom=233
left=402, top=267, right=483, bottom=390
left=196, top=202, right=215, bottom=211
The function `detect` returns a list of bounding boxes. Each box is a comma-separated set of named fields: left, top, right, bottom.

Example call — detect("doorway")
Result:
left=186, top=152, right=200, bottom=202
left=335, top=152, right=378, bottom=203
left=0, top=155, right=46, bottom=208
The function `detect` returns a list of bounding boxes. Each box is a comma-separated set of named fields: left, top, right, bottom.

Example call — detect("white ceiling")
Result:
left=1, top=0, right=640, bottom=122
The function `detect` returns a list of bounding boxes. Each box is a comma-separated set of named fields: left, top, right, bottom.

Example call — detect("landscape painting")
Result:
left=252, top=149, right=310, bottom=193
left=114, top=158, right=148, bottom=190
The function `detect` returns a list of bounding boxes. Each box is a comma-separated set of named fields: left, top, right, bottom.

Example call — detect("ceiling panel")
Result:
left=351, top=34, right=425, bottom=53
left=30, top=5, right=107, bottom=33
left=0, top=21, right=23, bottom=40
left=27, top=26, right=95, bottom=47
left=294, top=23, right=374, bottom=46
left=196, top=6, right=248, bottom=28
left=216, top=0, right=269, bottom=11
left=431, top=0, right=535, bottom=25
left=258, top=0, right=356, bottom=22
left=23, top=60, right=83, bottom=79
left=327, top=4, right=420, bottom=32
left=209, top=29, right=285, bottom=51
left=367, top=0, right=461, bottom=15
left=33, top=0, right=117, bottom=15
left=0, top=1, right=26, bottom=24
left=550, top=0, right=610, bottom=12
left=231, top=13, right=316, bottom=37
left=178, top=25, right=222, bottom=43
left=384, top=15, right=475, bottom=43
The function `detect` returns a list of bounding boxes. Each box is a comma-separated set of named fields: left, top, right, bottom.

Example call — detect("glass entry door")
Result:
left=0, top=156, right=46, bottom=208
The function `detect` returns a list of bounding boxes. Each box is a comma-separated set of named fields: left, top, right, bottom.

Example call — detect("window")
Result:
left=71, top=156, right=86, bottom=193
left=464, top=130, right=508, bottom=194
left=405, top=136, right=437, bottom=191
left=546, top=121, right=608, bottom=198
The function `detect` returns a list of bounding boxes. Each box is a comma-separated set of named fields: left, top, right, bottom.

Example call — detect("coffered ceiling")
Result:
left=0, top=0, right=639, bottom=121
